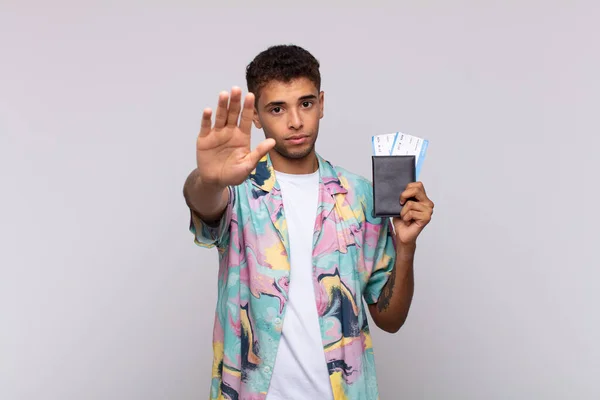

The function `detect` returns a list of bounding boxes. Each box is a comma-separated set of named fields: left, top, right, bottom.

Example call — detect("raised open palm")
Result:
left=196, top=87, right=275, bottom=187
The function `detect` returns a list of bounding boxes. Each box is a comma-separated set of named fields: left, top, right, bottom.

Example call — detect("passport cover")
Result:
left=372, top=155, right=416, bottom=217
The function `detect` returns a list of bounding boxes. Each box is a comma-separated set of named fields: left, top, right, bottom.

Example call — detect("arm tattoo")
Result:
left=377, top=266, right=397, bottom=312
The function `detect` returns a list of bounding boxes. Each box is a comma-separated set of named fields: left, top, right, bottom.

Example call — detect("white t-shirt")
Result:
left=266, top=169, right=334, bottom=400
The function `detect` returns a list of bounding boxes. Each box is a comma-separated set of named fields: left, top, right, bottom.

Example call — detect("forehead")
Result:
left=258, top=77, right=318, bottom=104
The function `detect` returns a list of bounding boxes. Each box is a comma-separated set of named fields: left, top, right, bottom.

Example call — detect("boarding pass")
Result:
left=371, top=132, right=429, bottom=179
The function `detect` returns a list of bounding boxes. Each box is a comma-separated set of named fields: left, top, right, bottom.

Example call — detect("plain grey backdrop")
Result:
left=1, top=1, right=599, bottom=399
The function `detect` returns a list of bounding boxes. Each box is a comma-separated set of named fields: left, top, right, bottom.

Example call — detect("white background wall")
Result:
left=1, top=1, right=599, bottom=399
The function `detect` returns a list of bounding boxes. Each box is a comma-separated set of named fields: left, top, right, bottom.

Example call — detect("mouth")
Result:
left=285, top=135, right=310, bottom=145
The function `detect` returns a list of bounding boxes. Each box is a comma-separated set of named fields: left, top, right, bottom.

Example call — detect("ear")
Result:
left=253, top=108, right=263, bottom=129
left=319, top=91, right=325, bottom=119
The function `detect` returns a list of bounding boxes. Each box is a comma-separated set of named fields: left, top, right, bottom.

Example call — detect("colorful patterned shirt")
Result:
left=189, top=153, right=397, bottom=400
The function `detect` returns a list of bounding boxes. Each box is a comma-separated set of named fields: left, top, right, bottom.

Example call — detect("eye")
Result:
left=271, top=106, right=282, bottom=114
left=302, top=101, right=313, bottom=108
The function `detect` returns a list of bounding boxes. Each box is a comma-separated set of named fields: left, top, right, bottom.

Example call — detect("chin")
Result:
left=275, top=143, right=315, bottom=160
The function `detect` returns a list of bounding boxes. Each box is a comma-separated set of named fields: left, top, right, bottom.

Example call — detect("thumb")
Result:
left=244, top=138, right=276, bottom=171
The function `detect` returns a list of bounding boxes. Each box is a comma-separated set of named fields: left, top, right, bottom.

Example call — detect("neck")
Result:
left=270, top=150, right=318, bottom=174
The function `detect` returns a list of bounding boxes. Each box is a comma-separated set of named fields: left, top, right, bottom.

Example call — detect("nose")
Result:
left=287, top=109, right=303, bottom=130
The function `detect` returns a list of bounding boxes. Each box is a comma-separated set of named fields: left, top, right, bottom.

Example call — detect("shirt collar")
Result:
left=248, top=152, right=347, bottom=196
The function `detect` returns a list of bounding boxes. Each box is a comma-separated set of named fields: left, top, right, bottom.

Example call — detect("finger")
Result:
left=400, top=203, right=411, bottom=220
left=402, top=209, right=429, bottom=224
left=406, top=181, right=427, bottom=193
left=199, top=108, right=212, bottom=137
left=214, top=91, right=229, bottom=129
left=400, top=187, right=426, bottom=204
left=403, top=200, right=430, bottom=213
left=226, top=87, right=242, bottom=126
left=402, top=209, right=415, bottom=223
left=244, top=138, right=276, bottom=170
left=401, top=181, right=432, bottom=203
left=405, top=182, right=434, bottom=207
left=238, top=92, right=255, bottom=134
left=400, top=200, right=415, bottom=217
left=400, top=200, right=421, bottom=220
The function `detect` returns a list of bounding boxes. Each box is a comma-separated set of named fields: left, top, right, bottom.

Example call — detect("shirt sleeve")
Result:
left=362, top=189, right=397, bottom=304
left=188, top=185, right=235, bottom=249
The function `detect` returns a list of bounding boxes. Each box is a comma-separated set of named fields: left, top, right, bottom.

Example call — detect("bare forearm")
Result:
left=183, top=169, right=229, bottom=223
left=371, top=243, right=416, bottom=333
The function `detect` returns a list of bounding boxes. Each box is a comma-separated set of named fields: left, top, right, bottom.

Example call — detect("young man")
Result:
left=183, top=45, right=434, bottom=400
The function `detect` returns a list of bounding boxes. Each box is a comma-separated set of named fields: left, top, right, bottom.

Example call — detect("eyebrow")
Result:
left=264, top=94, right=318, bottom=109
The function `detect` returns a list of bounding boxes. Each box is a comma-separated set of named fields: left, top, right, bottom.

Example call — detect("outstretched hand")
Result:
left=196, top=87, right=275, bottom=187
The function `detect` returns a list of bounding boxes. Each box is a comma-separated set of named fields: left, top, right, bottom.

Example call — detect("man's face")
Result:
left=253, top=77, right=324, bottom=160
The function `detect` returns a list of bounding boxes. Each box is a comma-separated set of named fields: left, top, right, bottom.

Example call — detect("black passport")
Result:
left=372, top=155, right=416, bottom=217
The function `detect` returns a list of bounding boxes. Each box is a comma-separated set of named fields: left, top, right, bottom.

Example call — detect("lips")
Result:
left=286, top=135, right=309, bottom=145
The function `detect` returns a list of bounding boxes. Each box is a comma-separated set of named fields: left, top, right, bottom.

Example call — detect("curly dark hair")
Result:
left=245, top=44, right=321, bottom=102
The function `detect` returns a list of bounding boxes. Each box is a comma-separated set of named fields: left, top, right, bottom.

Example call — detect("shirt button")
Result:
left=274, top=317, right=282, bottom=325
left=263, top=366, right=271, bottom=374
